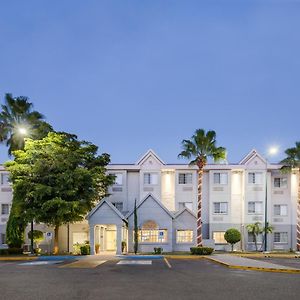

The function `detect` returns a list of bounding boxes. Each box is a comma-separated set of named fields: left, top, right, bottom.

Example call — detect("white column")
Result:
left=89, top=225, right=95, bottom=255
left=116, top=225, right=122, bottom=255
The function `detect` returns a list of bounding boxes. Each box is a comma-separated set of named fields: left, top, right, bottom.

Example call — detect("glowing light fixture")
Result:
left=18, top=127, right=27, bottom=135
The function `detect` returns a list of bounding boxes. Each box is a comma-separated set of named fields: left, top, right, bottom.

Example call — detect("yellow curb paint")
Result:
left=61, top=260, right=107, bottom=268
left=0, top=257, right=38, bottom=261
left=164, top=257, right=172, bottom=268
left=164, top=255, right=205, bottom=260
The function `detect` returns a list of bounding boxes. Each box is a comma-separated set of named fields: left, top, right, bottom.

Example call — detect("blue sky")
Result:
left=0, top=0, right=299, bottom=164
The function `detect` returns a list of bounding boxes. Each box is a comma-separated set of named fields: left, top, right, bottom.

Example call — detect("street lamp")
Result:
left=16, top=126, right=34, bottom=254
left=264, top=146, right=279, bottom=252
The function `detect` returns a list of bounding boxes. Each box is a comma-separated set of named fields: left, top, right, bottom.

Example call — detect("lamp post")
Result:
left=17, top=127, right=34, bottom=254
left=264, top=146, right=279, bottom=252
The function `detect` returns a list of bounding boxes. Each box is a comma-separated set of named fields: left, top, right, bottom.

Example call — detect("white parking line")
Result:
left=117, top=260, right=152, bottom=265
left=164, top=257, right=172, bottom=268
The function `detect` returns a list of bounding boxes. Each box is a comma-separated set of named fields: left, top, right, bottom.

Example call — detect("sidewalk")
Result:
left=208, top=254, right=300, bottom=274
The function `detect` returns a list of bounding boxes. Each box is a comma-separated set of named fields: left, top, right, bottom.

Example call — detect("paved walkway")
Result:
left=209, top=254, right=300, bottom=273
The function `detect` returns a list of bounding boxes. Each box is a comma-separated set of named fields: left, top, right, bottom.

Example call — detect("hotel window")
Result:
left=248, top=201, right=263, bottom=214
left=274, top=232, right=288, bottom=243
left=143, top=173, right=158, bottom=185
left=274, top=177, right=287, bottom=188
left=274, top=204, right=287, bottom=216
left=248, top=172, right=263, bottom=184
left=1, top=174, right=9, bottom=185
left=178, top=173, right=193, bottom=184
left=176, top=230, right=193, bottom=243
left=1, top=233, right=6, bottom=244
left=213, top=232, right=226, bottom=244
left=1, top=204, right=9, bottom=215
left=248, top=233, right=263, bottom=243
left=138, top=220, right=167, bottom=243
left=213, top=202, right=228, bottom=214
left=110, top=173, right=123, bottom=186
left=213, top=173, right=228, bottom=185
left=112, top=202, right=123, bottom=212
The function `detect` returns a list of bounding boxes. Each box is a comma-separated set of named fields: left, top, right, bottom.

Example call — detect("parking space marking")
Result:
left=20, top=261, right=64, bottom=266
left=61, top=260, right=107, bottom=268
left=117, top=260, right=152, bottom=265
left=164, top=257, right=172, bottom=268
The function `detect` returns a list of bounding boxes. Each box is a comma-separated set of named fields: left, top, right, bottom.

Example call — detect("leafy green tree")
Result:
left=246, top=222, right=263, bottom=251
left=5, top=132, right=114, bottom=254
left=134, top=199, right=138, bottom=254
left=224, top=228, right=241, bottom=251
left=0, top=93, right=52, bottom=154
left=178, top=129, right=226, bottom=246
left=281, top=142, right=300, bottom=251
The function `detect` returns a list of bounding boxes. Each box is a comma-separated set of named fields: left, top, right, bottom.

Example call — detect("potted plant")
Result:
left=122, top=241, right=127, bottom=253
left=95, top=243, right=100, bottom=254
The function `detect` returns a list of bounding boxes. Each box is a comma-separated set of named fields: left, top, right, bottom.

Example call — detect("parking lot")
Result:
left=0, top=257, right=300, bottom=300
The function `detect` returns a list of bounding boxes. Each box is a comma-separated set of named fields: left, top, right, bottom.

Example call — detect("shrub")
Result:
left=190, top=247, right=214, bottom=255
left=0, top=249, right=9, bottom=255
left=224, top=228, right=241, bottom=251
left=121, top=241, right=127, bottom=253
left=154, top=247, right=163, bottom=254
left=80, top=243, right=90, bottom=255
left=7, top=248, right=23, bottom=255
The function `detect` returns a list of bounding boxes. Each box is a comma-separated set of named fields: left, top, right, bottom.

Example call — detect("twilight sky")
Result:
left=0, top=0, right=299, bottom=164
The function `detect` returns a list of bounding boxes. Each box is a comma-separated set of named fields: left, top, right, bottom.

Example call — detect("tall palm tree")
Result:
left=281, top=142, right=300, bottom=251
left=178, top=129, right=226, bottom=247
left=0, top=93, right=52, bottom=155
left=246, top=222, right=263, bottom=251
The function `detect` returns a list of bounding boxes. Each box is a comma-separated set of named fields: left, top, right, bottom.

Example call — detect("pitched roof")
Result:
left=86, top=198, right=127, bottom=222
left=126, top=194, right=173, bottom=219
left=239, top=149, right=266, bottom=165
left=136, top=149, right=165, bottom=165
left=173, top=207, right=197, bottom=219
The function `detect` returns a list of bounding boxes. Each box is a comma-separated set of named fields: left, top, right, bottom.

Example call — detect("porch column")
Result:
left=116, top=225, right=122, bottom=255
left=89, top=225, right=95, bottom=255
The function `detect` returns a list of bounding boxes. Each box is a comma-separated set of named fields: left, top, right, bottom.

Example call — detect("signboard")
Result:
left=158, top=231, right=164, bottom=239
left=45, top=232, right=53, bottom=240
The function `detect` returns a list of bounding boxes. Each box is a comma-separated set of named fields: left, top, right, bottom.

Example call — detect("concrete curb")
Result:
left=205, top=257, right=300, bottom=274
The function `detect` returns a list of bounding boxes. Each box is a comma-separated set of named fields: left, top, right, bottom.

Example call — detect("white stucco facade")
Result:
left=0, top=149, right=299, bottom=253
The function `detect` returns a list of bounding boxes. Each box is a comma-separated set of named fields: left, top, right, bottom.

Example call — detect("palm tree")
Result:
left=246, top=222, right=263, bottom=251
left=281, top=142, right=300, bottom=251
left=178, top=129, right=226, bottom=246
left=0, top=93, right=52, bottom=155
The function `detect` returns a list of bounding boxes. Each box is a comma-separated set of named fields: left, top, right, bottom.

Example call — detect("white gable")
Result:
left=239, top=149, right=267, bottom=169
left=136, top=149, right=165, bottom=169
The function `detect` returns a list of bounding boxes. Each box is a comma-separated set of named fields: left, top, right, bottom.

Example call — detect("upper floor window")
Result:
left=1, top=204, right=9, bottom=215
left=248, top=201, right=263, bottom=214
left=248, top=172, right=263, bottom=185
left=274, top=204, right=287, bottom=216
left=213, top=202, right=228, bottom=214
left=213, top=173, right=228, bottom=185
left=178, top=173, right=192, bottom=184
left=1, top=174, right=9, bottom=185
left=112, top=202, right=123, bottom=212
left=112, top=173, right=123, bottom=185
left=143, top=173, right=158, bottom=185
left=274, top=232, right=288, bottom=243
left=274, top=177, right=287, bottom=188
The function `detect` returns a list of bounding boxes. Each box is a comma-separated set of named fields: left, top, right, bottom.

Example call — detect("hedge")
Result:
left=190, top=247, right=214, bottom=255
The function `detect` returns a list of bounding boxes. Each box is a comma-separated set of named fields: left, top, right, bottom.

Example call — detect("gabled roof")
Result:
left=86, top=198, right=127, bottom=222
left=173, top=207, right=197, bottom=219
left=126, top=194, right=173, bottom=219
left=239, top=149, right=266, bottom=165
left=136, top=149, right=165, bottom=165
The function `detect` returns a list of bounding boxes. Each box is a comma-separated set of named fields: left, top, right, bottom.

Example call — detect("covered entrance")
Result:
left=94, top=225, right=117, bottom=252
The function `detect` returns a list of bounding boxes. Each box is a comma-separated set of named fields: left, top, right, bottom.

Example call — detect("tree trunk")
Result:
left=297, top=170, right=300, bottom=251
left=254, top=235, right=258, bottom=251
left=54, top=225, right=59, bottom=255
left=196, top=161, right=204, bottom=247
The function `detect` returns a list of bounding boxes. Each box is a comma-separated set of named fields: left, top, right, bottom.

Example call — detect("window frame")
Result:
left=248, top=172, right=263, bottom=185
left=213, top=202, right=228, bottom=214
left=274, top=232, right=288, bottom=244
left=1, top=204, right=9, bottom=215
left=273, top=177, right=287, bottom=189
left=176, top=230, right=193, bottom=244
left=273, top=204, right=288, bottom=216
left=143, top=172, right=158, bottom=185
left=247, top=201, right=263, bottom=215
left=213, top=172, right=228, bottom=185
left=1, top=173, right=10, bottom=185
left=212, top=231, right=227, bottom=244
left=178, top=173, right=193, bottom=185
left=138, top=229, right=167, bottom=244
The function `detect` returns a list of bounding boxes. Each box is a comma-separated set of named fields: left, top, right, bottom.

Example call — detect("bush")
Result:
left=7, top=248, right=23, bottom=255
left=154, top=247, right=163, bottom=254
left=190, top=247, right=214, bottom=255
left=224, top=228, right=241, bottom=251
left=80, top=244, right=90, bottom=255
left=0, top=249, right=9, bottom=255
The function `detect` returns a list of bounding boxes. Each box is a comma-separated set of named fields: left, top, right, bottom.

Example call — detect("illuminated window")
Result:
left=213, top=202, right=228, bottom=214
left=274, top=204, right=287, bottom=216
left=144, top=173, right=158, bottom=185
left=213, top=232, right=226, bottom=244
left=176, top=230, right=193, bottom=243
left=274, top=178, right=287, bottom=188
left=248, top=172, right=263, bottom=184
left=248, top=201, right=263, bottom=214
left=213, top=173, right=228, bottom=185
left=138, top=220, right=167, bottom=243
left=274, top=232, right=288, bottom=243
left=178, top=173, right=192, bottom=184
